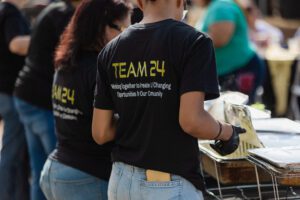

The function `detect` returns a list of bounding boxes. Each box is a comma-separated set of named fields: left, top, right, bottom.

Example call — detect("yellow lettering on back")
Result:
left=127, top=62, right=137, bottom=78
left=112, top=63, right=119, bottom=78
left=67, top=89, right=75, bottom=105
left=61, top=88, right=68, bottom=103
left=157, top=60, right=166, bottom=77
left=57, top=86, right=62, bottom=101
left=137, top=61, right=147, bottom=77
left=52, top=85, right=76, bottom=105
left=119, top=62, right=127, bottom=79
left=52, top=85, right=57, bottom=99
left=150, top=60, right=156, bottom=77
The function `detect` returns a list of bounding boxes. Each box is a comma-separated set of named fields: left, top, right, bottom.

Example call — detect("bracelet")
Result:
left=214, top=121, right=223, bottom=140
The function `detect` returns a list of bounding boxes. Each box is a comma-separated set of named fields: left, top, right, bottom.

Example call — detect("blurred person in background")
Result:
left=245, top=0, right=283, bottom=49
left=291, top=27, right=300, bottom=51
left=39, top=0, right=131, bottom=199
left=13, top=0, right=75, bottom=199
left=0, top=0, right=30, bottom=199
left=193, top=0, right=265, bottom=104
left=295, top=28, right=300, bottom=38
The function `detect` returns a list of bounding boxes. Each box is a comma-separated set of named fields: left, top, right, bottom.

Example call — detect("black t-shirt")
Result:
left=50, top=51, right=113, bottom=180
left=14, top=1, right=74, bottom=110
left=0, top=2, right=29, bottom=95
left=94, top=19, right=219, bottom=190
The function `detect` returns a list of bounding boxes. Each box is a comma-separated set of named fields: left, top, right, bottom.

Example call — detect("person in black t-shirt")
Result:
left=93, top=0, right=245, bottom=199
left=0, top=0, right=30, bottom=199
left=13, top=1, right=74, bottom=199
left=14, top=0, right=74, bottom=110
left=39, top=0, right=132, bottom=199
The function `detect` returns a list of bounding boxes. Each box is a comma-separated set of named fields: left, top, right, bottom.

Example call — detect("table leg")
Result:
left=274, top=176, right=280, bottom=199
left=214, top=160, right=223, bottom=199
left=254, top=165, right=262, bottom=200
left=271, top=174, right=279, bottom=200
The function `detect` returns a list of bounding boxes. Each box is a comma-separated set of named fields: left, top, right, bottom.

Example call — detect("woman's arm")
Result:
left=92, top=108, right=117, bottom=145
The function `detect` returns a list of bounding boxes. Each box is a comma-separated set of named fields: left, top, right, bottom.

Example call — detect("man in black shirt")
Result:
left=93, top=0, right=244, bottom=199
left=0, top=0, right=30, bottom=199
left=13, top=1, right=74, bottom=199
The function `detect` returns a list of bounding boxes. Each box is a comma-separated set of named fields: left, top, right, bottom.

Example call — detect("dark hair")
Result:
left=201, top=0, right=211, bottom=7
left=55, top=0, right=131, bottom=69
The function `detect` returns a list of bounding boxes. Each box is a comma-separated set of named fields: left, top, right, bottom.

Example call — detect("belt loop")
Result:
left=124, top=162, right=134, bottom=174
left=129, top=164, right=134, bottom=174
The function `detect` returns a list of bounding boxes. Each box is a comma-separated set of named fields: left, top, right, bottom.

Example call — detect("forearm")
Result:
left=183, top=111, right=232, bottom=141
left=93, top=117, right=117, bottom=145
left=180, top=92, right=233, bottom=141
left=92, top=109, right=117, bottom=145
left=102, top=117, right=117, bottom=143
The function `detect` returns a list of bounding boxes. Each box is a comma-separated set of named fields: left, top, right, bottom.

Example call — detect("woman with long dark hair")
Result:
left=39, top=0, right=131, bottom=199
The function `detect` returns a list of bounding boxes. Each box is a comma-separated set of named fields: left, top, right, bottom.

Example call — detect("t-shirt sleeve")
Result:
left=94, top=51, right=114, bottom=110
left=4, top=14, right=28, bottom=45
left=180, top=35, right=220, bottom=100
left=205, top=3, right=236, bottom=26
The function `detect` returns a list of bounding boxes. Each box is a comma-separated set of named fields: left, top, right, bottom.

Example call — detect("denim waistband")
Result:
left=113, top=162, right=182, bottom=181
left=114, top=162, right=146, bottom=174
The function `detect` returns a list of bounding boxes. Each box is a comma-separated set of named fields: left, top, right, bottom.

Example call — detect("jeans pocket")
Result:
left=140, top=180, right=182, bottom=200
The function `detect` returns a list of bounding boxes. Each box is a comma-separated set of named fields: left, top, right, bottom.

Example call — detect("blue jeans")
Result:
left=14, top=98, right=56, bottom=200
left=0, top=93, right=29, bottom=200
left=40, top=159, right=109, bottom=200
left=108, top=162, right=203, bottom=200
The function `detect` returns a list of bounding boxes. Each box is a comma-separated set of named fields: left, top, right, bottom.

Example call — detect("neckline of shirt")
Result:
left=131, top=18, right=176, bottom=30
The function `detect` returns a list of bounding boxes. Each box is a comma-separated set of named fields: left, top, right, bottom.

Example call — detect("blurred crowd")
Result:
left=0, top=0, right=299, bottom=199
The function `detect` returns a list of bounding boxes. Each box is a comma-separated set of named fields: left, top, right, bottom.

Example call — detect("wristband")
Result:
left=214, top=121, right=223, bottom=140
